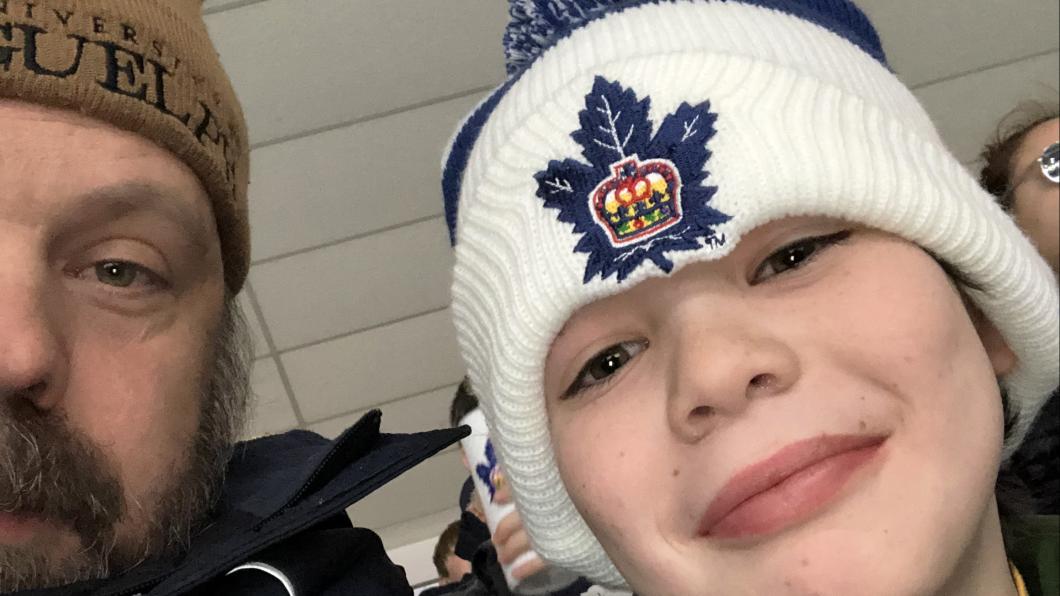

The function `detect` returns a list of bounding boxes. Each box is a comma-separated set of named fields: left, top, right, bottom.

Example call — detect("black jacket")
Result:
left=1008, top=389, right=1060, bottom=514
left=12, top=410, right=466, bottom=596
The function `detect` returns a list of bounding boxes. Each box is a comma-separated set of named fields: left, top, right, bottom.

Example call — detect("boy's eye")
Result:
left=564, top=339, right=648, bottom=399
left=752, top=230, right=851, bottom=283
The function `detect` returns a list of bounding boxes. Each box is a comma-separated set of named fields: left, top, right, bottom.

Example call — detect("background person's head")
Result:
left=432, top=520, right=471, bottom=586
left=979, top=103, right=1060, bottom=276
left=0, top=0, right=251, bottom=590
left=450, top=376, right=480, bottom=428
left=442, top=0, right=1059, bottom=593
left=451, top=376, right=480, bottom=471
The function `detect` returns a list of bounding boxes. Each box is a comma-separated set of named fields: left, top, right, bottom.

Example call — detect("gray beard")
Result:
left=0, top=296, right=251, bottom=592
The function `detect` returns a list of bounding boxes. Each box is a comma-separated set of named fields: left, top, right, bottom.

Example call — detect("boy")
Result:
left=441, top=0, right=1059, bottom=594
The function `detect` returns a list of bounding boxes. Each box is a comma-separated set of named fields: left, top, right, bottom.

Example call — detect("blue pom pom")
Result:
left=500, top=0, right=889, bottom=77
left=447, top=0, right=890, bottom=245
left=503, top=0, right=621, bottom=75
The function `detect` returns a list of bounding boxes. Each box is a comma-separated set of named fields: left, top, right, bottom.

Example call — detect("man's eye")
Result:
left=751, top=230, right=851, bottom=283
left=564, top=340, right=648, bottom=399
left=90, top=261, right=163, bottom=290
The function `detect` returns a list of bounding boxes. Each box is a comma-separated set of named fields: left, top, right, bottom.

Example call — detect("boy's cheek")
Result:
left=554, top=422, right=650, bottom=524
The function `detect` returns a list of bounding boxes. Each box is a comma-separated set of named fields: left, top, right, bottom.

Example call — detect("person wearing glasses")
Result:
left=981, top=106, right=1060, bottom=277
left=980, top=106, right=1060, bottom=521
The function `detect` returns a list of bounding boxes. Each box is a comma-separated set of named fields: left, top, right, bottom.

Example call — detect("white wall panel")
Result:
left=309, top=383, right=459, bottom=439
left=377, top=508, right=464, bottom=564
left=202, top=0, right=244, bottom=13
left=388, top=532, right=455, bottom=589
left=245, top=357, right=299, bottom=438
left=282, top=309, right=463, bottom=422
left=251, top=218, right=453, bottom=351
left=916, top=51, right=1059, bottom=164
left=863, top=0, right=1059, bottom=87
left=206, top=0, right=507, bottom=145
left=248, top=93, right=485, bottom=261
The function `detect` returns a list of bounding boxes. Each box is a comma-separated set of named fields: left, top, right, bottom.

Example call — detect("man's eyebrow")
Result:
left=61, top=181, right=212, bottom=255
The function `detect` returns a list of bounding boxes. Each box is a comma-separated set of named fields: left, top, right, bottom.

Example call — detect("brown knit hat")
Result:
left=1, top=0, right=250, bottom=291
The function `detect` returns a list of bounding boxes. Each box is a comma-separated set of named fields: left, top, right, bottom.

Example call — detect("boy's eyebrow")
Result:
left=60, top=181, right=212, bottom=256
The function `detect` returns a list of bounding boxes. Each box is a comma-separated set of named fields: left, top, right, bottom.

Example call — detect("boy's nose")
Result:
left=664, top=307, right=800, bottom=443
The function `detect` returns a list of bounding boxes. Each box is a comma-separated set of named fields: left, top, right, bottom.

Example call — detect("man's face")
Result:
left=544, top=217, right=1016, bottom=595
left=1010, top=117, right=1059, bottom=276
left=0, top=100, right=233, bottom=589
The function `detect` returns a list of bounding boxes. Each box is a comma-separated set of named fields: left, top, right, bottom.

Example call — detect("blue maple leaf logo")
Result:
left=475, top=439, right=500, bottom=502
left=534, top=76, right=730, bottom=283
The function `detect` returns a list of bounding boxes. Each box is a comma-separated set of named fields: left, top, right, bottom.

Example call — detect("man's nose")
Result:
left=0, top=270, right=66, bottom=412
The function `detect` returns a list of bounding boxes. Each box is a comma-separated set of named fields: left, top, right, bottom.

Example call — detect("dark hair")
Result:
left=907, top=254, right=1043, bottom=563
left=930, top=255, right=1032, bottom=547
left=432, top=520, right=464, bottom=579
left=459, top=476, right=475, bottom=511
left=449, top=376, right=480, bottom=427
left=996, top=389, right=1039, bottom=557
left=978, top=101, right=1059, bottom=210
left=975, top=102, right=1058, bottom=549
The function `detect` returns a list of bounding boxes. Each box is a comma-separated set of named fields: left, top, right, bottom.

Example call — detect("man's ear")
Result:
left=973, top=311, right=1017, bottom=377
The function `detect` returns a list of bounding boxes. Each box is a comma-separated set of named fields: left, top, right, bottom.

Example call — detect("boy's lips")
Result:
left=697, top=434, right=887, bottom=540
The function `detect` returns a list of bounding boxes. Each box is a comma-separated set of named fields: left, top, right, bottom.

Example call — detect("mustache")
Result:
left=0, top=400, right=125, bottom=553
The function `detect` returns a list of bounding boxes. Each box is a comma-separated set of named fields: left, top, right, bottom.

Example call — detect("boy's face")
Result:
left=544, top=217, right=1016, bottom=595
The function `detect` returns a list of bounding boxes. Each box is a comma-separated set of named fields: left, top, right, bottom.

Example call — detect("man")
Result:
left=0, top=1, right=463, bottom=594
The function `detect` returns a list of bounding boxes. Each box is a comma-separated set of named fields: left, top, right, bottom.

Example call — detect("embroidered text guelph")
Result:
left=0, top=16, right=239, bottom=186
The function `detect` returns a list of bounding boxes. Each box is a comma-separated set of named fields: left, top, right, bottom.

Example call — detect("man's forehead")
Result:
left=0, top=99, right=171, bottom=159
left=0, top=99, right=149, bottom=158
left=0, top=100, right=215, bottom=230
left=0, top=98, right=115, bottom=127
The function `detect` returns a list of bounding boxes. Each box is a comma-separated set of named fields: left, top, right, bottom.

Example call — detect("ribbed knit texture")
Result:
left=0, top=0, right=250, bottom=291
left=445, top=0, right=1060, bottom=587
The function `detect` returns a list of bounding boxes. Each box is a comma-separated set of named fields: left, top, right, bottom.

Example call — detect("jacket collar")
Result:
left=16, top=411, right=466, bottom=596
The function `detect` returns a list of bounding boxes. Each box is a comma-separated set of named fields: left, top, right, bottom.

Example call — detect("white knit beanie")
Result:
left=441, top=0, right=1060, bottom=587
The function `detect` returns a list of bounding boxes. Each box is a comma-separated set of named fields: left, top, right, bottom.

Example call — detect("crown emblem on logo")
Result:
left=535, top=77, right=729, bottom=283
left=592, top=156, right=682, bottom=245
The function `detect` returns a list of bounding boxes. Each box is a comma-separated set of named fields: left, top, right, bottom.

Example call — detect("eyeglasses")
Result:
left=1039, top=141, right=1060, bottom=184
left=1000, top=141, right=1059, bottom=206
